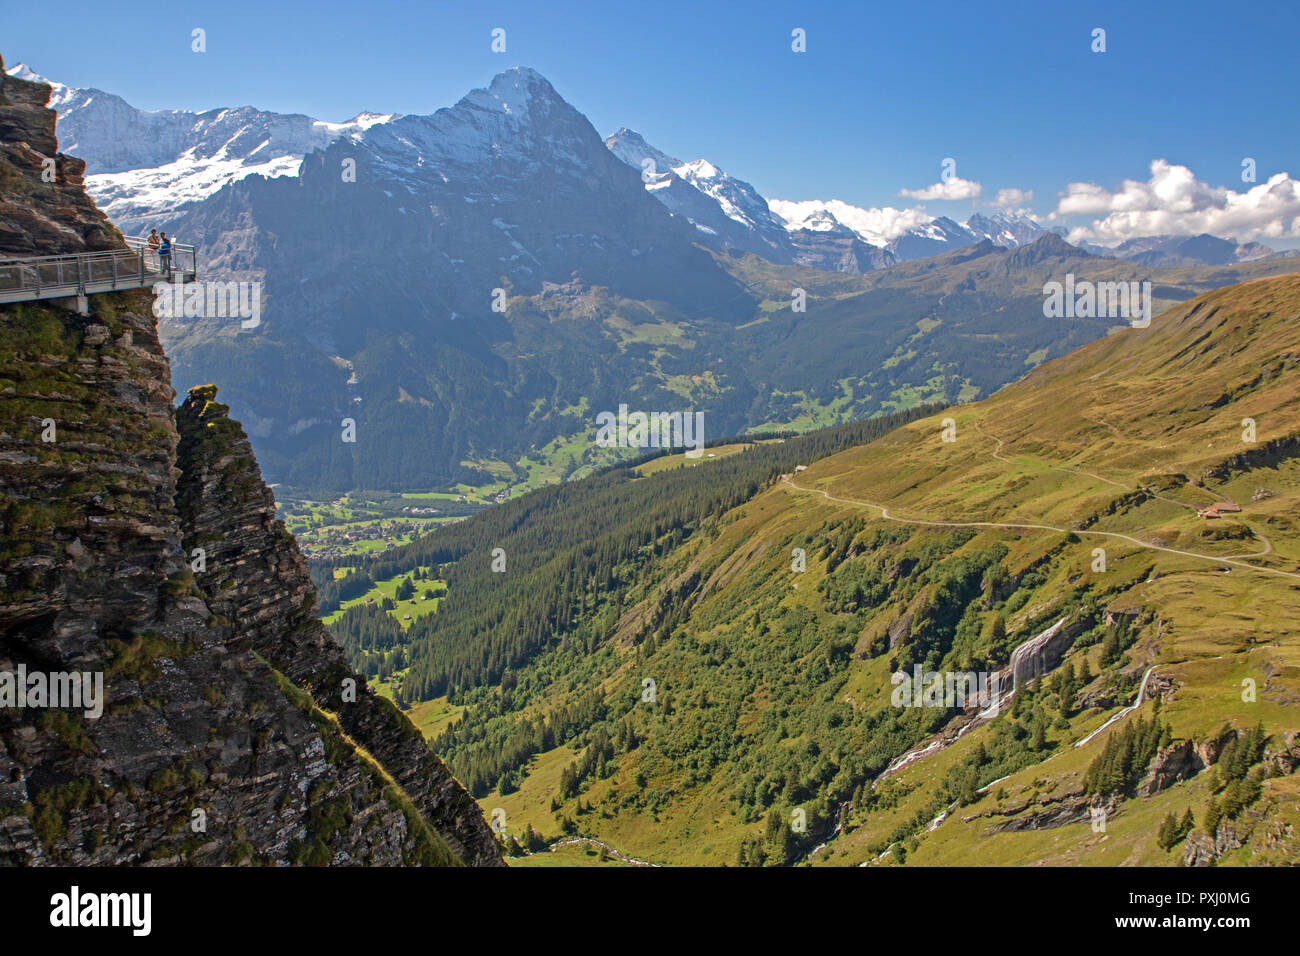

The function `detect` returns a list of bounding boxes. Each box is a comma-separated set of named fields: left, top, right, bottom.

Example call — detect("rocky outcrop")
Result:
left=1144, top=672, right=1179, bottom=701
left=983, top=791, right=1111, bottom=833
left=0, top=56, right=500, bottom=866
left=888, top=588, right=927, bottom=650
left=1194, top=725, right=1238, bottom=767
left=0, top=291, right=488, bottom=865
left=887, top=610, right=914, bottom=651
left=174, top=386, right=501, bottom=866
left=1266, top=732, right=1300, bottom=776
left=1183, top=823, right=1244, bottom=867
left=1075, top=684, right=1119, bottom=712
left=0, top=57, right=120, bottom=256
left=1137, top=740, right=1204, bottom=796
left=1009, top=616, right=1086, bottom=690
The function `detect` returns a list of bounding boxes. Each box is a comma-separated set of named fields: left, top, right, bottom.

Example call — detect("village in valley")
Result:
left=279, top=488, right=493, bottom=562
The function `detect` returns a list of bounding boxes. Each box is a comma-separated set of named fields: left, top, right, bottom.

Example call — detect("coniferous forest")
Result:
left=320, top=407, right=940, bottom=698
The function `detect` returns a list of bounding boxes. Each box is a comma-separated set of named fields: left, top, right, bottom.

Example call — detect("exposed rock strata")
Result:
left=0, top=53, right=500, bottom=866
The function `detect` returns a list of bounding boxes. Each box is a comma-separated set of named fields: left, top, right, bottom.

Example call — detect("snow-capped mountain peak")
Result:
left=605, top=130, right=1049, bottom=271
left=678, top=158, right=720, bottom=180
left=766, top=199, right=931, bottom=247
left=461, top=66, right=556, bottom=117
left=765, top=199, right=1045, bottom=264
left=333, top=111, right=401, bottom=132
left=16, top=61, right=1273, bottom=276
left=604, top=128, right=791, bottom=255
left=6, top=62, right=397, bottom=232
left=6, top=62, right=77, bottom=109
left=604, top=127, right=682, bottom=179
left=350, top=67, right=613, bottom=197
left=6, top=62, right=49, bottom=84
left=965, top=211, right=1046, bottom=247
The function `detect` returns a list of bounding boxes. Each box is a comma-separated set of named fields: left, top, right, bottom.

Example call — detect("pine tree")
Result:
left=1203, top=797, right=1222, bottom=834
left=1059, top=679, right=1075, bottom=716
left=1156, top=812, right=1177, bottom=850
left=763, top=809, right=793, bottom=867
left=1220, top=780, right=1244, bottom=819
left=1031, top=720, right=1047, bottom=752
left=1100, top=628, right=1121, bottom=665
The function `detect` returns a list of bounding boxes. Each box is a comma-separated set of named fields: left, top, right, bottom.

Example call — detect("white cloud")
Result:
left=899, top=177, right=982, bottom=202
left=990, top=187, right=1034, bottom=210
left=1057, top=160, right=1300, bottom=244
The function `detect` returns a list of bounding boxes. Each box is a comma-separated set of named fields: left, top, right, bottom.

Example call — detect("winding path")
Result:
left=780, top=478, right=1300, bottom=581
left=780, top=427, right=1288, bottom=857
left=546, top=837, right=660, bottom=867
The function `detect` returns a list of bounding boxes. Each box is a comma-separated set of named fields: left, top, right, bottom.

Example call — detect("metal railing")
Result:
left=0, top=236, right=197, bottom=304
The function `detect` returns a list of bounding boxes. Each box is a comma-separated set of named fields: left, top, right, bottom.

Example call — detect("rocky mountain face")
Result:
left=783, top=226, right=898, bottom=273
left=148, top=67, right=754, bottom=490
left=965, top=211, right=1049, bottom=249
left=0, top=57, right=500, bottom=866
left=604, top=127, right=794, bottom=262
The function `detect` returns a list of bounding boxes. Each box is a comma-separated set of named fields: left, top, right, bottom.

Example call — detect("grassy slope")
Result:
left=797, top=273, right=1300, bottom=865
left=321, top=568, right=445, bottom=627
left=454, top=274, right=1300, bottom=865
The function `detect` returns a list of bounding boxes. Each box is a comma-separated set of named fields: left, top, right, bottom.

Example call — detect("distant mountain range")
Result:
left=8, top=60, right=1298, bottom=493
left=10, top=61, right=1289, bottom=273
left=603, top=128, right=1296, bottom=271
left=1078, top=232, right=1284, bottom=267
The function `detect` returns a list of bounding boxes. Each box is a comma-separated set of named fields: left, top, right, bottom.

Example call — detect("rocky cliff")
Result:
left=0, top=59, right=117, bottom=256
left=0, top=55, right=501, bottom=866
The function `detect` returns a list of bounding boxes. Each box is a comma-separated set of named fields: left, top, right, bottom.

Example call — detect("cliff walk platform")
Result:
left=0, top=236, right=198, bottom=312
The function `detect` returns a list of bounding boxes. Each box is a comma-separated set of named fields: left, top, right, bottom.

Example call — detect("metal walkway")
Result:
left=0, top=236, right=197, bottom=306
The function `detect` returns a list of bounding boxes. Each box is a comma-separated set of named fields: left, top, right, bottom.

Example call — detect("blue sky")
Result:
left=7, top=0, right=1300, bottom=245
